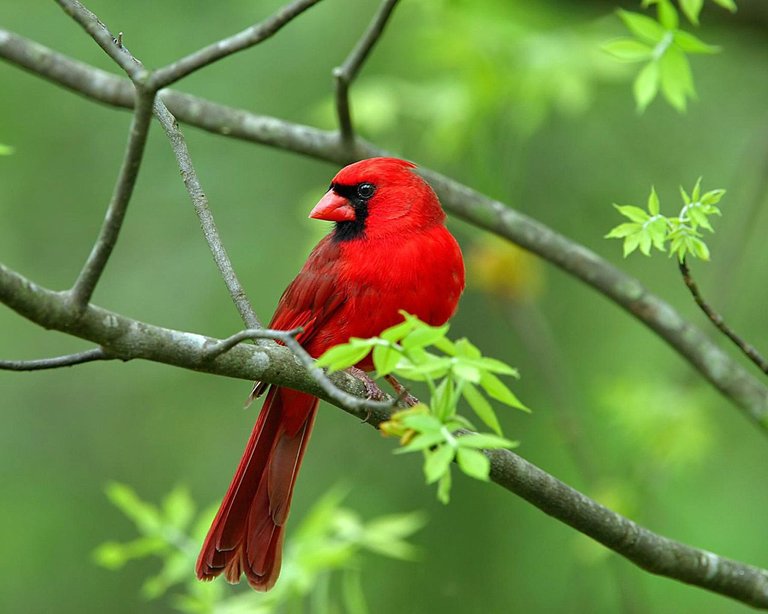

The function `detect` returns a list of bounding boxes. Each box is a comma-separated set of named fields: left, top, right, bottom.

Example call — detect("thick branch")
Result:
left=333, top=0, right=401, bottom=144
left=149, top=0, right=323, bottom=89
left=679, top=259, right=768, bottom=374
left=1, top=260, right=767, bottom=608
left=1, top=32, right=766, bottom=430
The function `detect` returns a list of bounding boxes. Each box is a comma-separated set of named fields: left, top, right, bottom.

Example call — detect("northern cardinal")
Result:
left=196, top=157, right=465, bottom=590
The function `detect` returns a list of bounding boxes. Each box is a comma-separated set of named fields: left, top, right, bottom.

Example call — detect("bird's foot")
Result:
left=384, top=374, right=420, bottom=407
left=346, top=366, right=386, bottom=401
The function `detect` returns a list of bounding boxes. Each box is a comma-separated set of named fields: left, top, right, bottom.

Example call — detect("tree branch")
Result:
left=0, top=348, right=113, bottom=371
left=153, top=100, right=263, bottom=330
left=333, top=0, right=401, bottom=145
left=67, top=91, right=154, bottom=310
left=148, top=0, right=324, bottom=90
left=679, top=259, right=768, bottom=375
left=1, top=31, right=766, bottom=431
left=54, top=0, right=146, bottom=81
left=205, top=328, right=395, bottom=412
left=1, top=259, right=766, bottom=608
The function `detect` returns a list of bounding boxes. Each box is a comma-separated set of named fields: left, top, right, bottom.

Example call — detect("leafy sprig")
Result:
left=603, top=0, right=736, bottom=111
left=606, top=178, right=725, bottom=261
left=94, top=483, right=425, bottom=613
left=316, top=312, right=526, bottom=503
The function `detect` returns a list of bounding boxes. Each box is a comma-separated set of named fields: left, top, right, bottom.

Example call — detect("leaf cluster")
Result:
left=316, top=312, right=526, bottom=503
left=94, top=483, right=425, bottom=613
left=606, top=178, right=725, bottom=261
left=603, top=0, right=735, bottom=111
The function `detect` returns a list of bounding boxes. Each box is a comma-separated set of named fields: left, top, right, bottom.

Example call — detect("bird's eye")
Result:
left=357, top=183, right=375, bottom=199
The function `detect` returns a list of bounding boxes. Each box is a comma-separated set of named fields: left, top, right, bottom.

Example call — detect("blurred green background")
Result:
left=2, top=0, right=768, bottom=612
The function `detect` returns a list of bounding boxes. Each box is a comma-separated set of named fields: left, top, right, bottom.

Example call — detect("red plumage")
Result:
left=196, top=157, right=465, bottom=590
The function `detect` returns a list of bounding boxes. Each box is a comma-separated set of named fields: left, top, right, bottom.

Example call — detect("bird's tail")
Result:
left=196, top=387, right=318, bottom=591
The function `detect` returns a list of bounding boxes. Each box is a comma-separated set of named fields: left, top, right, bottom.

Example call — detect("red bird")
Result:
left=196, top=157, right=465, bottom=590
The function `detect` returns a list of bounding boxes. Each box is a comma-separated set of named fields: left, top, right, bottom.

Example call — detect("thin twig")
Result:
left=149, top=0, right=323, bottom=90
left=0, top=348, right=113, bottom=371
left=205, top=327, right=395, bottom=412
left=679, top=259, right=768, bottom=374
left=333, top=0, right=401, bottom=144
left=54, top=1, right=157, bottom=311
left=68, top=91, right=154, bottom=310
left=153, top=101, right=263, bottom=330
left=54, top=0, right=146, bottom=81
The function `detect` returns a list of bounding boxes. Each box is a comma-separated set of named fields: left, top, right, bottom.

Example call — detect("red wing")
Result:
left=268, top=236, right=345, bottom=354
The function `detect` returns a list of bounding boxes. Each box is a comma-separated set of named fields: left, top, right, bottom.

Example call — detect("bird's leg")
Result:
left=346, top=366, right=386, bottom=401
left=384, top=374, right=420, bottom=407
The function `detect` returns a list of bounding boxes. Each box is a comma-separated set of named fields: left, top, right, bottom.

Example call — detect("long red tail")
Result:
left=196, top=387, right=318, bottom=590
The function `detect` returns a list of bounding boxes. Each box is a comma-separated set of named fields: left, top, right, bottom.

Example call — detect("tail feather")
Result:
left=196, top=387, right=318, bottom=591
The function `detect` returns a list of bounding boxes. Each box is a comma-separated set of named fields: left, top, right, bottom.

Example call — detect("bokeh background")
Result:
left=2, top=0, right=768, bottom=612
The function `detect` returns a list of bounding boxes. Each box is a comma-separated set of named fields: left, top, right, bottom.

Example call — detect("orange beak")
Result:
left=308, top=190, right=356, bottom=222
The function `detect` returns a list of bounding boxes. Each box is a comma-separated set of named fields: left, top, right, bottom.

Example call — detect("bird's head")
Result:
left=309, top=157, right=445, bottom=242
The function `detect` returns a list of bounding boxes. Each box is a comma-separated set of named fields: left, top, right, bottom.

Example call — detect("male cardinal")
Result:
left=196, top=157, right=465, bottom=590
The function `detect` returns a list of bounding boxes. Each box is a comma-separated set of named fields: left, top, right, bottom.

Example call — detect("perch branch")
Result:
left=205, top=328, right=395, bottom=412
left=1, top=260, right=767, bottom=608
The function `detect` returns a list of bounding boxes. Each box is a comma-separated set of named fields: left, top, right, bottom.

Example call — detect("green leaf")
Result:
left=456, top=448, right=491, bottom=481
left=691, top=177, right=702, bottom=202
left=674, top=30, right=719, bottom=54
left=373, top=343, right=401, bottom=377
left=646, top=217, right=669, bottom=251
left=633, top=61, right=660, bottom=111
left=712, top=0, right=737, bottom=12
left=659, top=46, right=694, bottom=111
left=401, top=413, right=443, bottom=433
left=690, top=237, right=711, bottom=260
left=0, top=143, right=14, bottom=156
left=454, top=338, right=481, bottom=359
left=432, top=377, right=456, bottom=421
left=613, top=204, right=650, bottom=223
left=623, top=232, right=642, bottom=257
left=315, top=342, right=372, bottom=372
left=437, top=469, right=452, bottom=504
left=463, top=382, right=503, bottom=435
left=457, top=433, right=518, bottom=450
left=680, top=0, right=704, bottom=24
left=452, top=360, right=482, bottom=384
left=602, top=39, right=653, bottom=62
left=394, top=430, right=448, bottom=454
left=606, top=222, right=641, bottom=239
left=380, top=319, right=415, bottom=343
left=679, top=185, right=692, bottom=205
left=424, top=444, right=455, bottom=484
left=701, top=188, right=726, bottom=205
left=161, top=485, right=194, bottom=530
left=639, top=231, right=653, bottom=256
left=479, top=371, right=528, bottom=411
left=618, top=10, right=666, bottom=43
left=401, top=323, right=449, bottom=350
left=105, top=482, right=162, bottom=534
left=657, top=0, right=679, bottom=29
left=647, top=186, right=660, bottom=215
